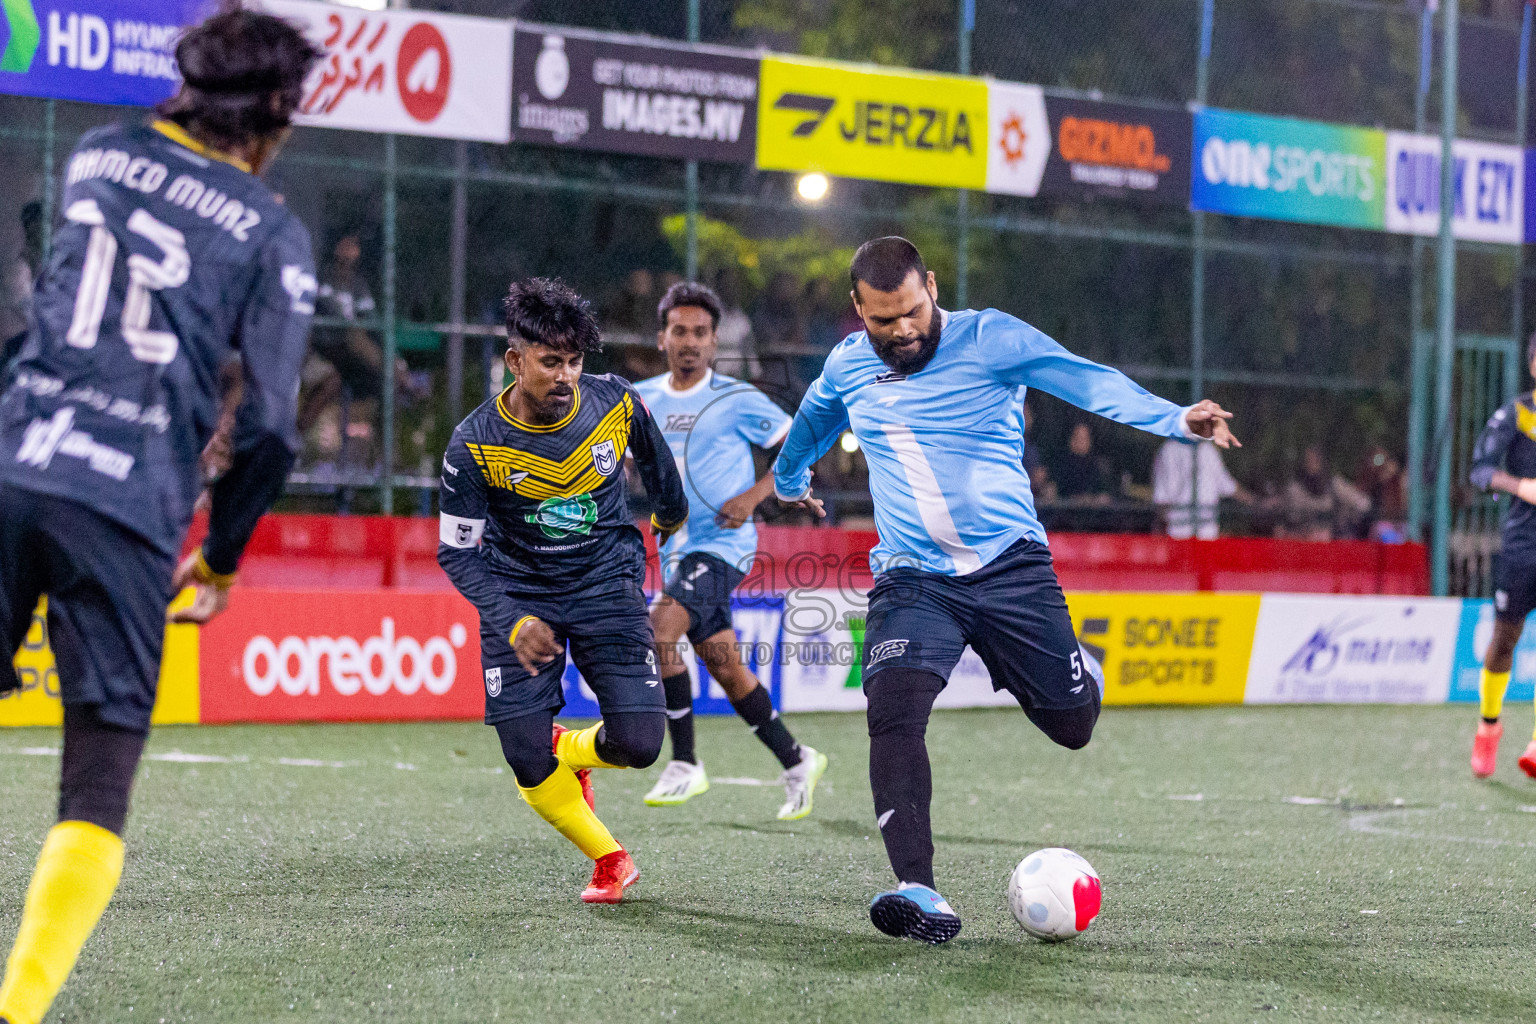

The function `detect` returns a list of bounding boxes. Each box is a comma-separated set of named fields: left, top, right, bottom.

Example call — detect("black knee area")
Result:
left=59, top=703, right=146, bottom=836
left=1025, top=692, right=1101, bottom=751
left=596, top=711, right=665, bottom=769
left=494, top=711, right=558, bottom=788
left=865, top=667, right=945, bottom=739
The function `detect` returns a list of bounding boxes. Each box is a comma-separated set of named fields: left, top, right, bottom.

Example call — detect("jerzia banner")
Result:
left=512, top=25, right=758, bottom=164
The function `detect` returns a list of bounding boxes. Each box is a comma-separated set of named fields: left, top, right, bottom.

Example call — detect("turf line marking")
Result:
left=711, top=776, right=778, bottom=787
left=1284, top=796, right=1334, bottom=805
left=149, top=751, right=246, bottom=764
left=1167, top=793, right=1204, bottom=801
left=1346, top=809, right=1531, bottom=848
left=275, top=757, right=348, bottom=768
left=14, top=747, right=59, bottom=756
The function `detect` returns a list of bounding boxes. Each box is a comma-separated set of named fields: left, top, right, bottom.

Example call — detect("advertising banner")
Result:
left=1, top=597, right=199, bottom=727
left=261, top=0, right=512, bottom=143
left=756, top=55, right=988, bottom=190
left=511, top=25, right=757, bottom=164
left=1191, top=108, right=1386, bottom=230
left=1039, top=97, right=1191, bottom=206
left=1068, top=592, right=1260, bottom=705
left=197, top=589, right=483, bottom=723
left=1244, top=594, right=1461, bottom=704
left=983, top=81, right=1049, bottom=198
left=1448, top=599, right=1536, bottom=705
left=1385, top=133, right=1523, bottom=245
left=0, top=0, right=210, bottom=106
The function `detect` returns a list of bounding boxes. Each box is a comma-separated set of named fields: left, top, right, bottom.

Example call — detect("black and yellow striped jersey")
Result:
left=436, top=373, right=686, bottom=629
left=1471, top=391, right=1536, bottom=564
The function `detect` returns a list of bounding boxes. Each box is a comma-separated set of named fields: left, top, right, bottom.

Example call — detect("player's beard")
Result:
left=869, top=300, right=943, bottom=375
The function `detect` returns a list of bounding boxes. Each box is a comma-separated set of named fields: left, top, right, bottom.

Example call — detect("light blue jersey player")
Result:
left=633, top=282, right=827, bottom=819
left=773, top=237, right=1239, bottom=944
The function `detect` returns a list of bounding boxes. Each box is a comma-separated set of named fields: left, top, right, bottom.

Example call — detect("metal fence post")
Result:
left=1513, top=3, right=1531, bottom=394
left=381, top=132, right=398, bottom=516
left=40, top=99, right=54, bottom=260
left=1188, top=0, right=1215, bottom=537
left=1406, top=0, right=1434, bottom=542
left=1431, top=0, right=1459, bottom=596
left=448, top=139, right=468, bottom=429
left=956, top=0, right=973, bottom=310
left=684, top=0, right=701, bottom=281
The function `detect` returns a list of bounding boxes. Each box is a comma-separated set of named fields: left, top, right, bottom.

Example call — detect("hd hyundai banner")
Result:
left=260, top=0, right=512, bottom=143
left=0, top=0, right=212, bottom=105
left=511, top=25, right=758, bottom=164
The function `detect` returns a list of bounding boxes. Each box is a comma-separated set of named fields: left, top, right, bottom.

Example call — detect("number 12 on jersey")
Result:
left=64, top=198, right=189, bottom=365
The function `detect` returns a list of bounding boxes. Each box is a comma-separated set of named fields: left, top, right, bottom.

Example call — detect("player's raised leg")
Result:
left=1472, top=616, right=1521, bottom=778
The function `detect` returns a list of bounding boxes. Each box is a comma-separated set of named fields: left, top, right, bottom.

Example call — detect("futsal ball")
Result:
left=1008, top=847, right=1102, bottom=942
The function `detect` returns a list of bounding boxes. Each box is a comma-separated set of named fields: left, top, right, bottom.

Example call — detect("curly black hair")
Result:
left=503, top=277, right=603, bottom=353
left=657, top=280, right=723, bottom=330
left=156, top=8, right=322, bottom=152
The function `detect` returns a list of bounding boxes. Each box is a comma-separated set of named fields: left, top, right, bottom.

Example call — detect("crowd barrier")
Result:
left=5, top=587, right=1504, bottom=728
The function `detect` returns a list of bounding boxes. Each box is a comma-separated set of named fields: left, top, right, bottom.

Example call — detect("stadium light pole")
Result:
left=448, top=139, right=468, bottom=429
left=1406, top=0, right=1434, bottom=543
left=955, top=0, right=973, bottom=309
left=381, top=131, right=398, bottom=516
left=684, top=0, right=701, bottom=281
left=1431, top=0, right=1459, bottom=596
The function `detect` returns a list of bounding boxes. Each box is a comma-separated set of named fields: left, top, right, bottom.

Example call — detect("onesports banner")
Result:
left=259, top=0, right=512, bottom=143
left=0, top=0, right=212, bottom=105
left=511, top=25, right=757, bottom=164
left=756, top=55, right=989, bottom=190
left=1384, top=133, right=1523, bottom=245
left=1191, top=108, right=1386, bottom=230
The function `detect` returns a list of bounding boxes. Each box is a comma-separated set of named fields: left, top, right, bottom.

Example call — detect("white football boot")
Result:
left=644, top=759, right=710, bottom=806
left=776, top=745, right=828, bottom=821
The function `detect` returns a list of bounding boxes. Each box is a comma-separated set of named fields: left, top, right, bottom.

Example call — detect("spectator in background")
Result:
left=1, top=200, right=43, bottom=373
left=752, top=271, right=802, bottom=387
left=1052, top=421, right=1112, bottom=503
left=1022, top=401, right=1056, bottom=501
left=1152, top=436, right=1250, bottom=539
left=602, top=267, right=656, bottom=335
left=797, top=277, right=842, bottom=391
left=1280, top=445, right=1371, bottom=540
left=1356, top=446, right=1409, bottom=542
left=712, top=267, right=757, bottom=379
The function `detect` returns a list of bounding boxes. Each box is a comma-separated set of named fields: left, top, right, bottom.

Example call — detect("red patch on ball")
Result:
left=1072, top=874, right=1102, bottom=932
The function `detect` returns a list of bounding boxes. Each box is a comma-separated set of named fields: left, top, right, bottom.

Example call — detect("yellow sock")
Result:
left=1480, top=666, right=1512, bottom=721
left=0, top=821, right=125, bottom=1024
left=519, top=763, right=621, bottom=860
left=556, top=722, right=622, bottom=770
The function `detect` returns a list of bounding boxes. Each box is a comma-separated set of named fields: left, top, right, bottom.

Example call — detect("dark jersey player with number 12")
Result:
left=0, top=12, right=321, bottom=1024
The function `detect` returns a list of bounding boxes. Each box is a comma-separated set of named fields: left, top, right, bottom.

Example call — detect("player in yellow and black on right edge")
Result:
left=1469, top=337, right=1536, bottom=779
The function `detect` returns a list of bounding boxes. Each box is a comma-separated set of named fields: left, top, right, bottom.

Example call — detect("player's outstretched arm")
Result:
left=1183, top=399, right=1241, bottom=449
left=171, top=219, right=315, bottom=625
left=437, top=435, right=526, bottom=644
left=1469, top=402, right=1535, bottom=502
left=774, top=373, right=846, bottom=518
left=627, top=387, right=689, bottom=540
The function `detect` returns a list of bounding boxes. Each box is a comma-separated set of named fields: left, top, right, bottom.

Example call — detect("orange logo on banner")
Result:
left=1057, top=116, right=1171, bottom=172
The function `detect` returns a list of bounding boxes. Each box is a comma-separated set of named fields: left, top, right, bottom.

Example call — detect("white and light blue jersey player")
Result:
left=635, top=281, right=827, bottom=819
left=773, top=237, right=1240, bottom=945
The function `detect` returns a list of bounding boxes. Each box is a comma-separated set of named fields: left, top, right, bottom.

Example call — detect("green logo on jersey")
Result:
left=525, top=492, right=599, bottom=539
left=0, top=0, right=41, bottom=73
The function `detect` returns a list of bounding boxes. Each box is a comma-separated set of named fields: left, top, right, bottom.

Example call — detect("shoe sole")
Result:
left=869, top=893, right=961, bottom=945
left=643, top=779, right=710, bottom=807
left=582, top=865, right=640, bottom=904
left=777, top=752, right=828, bottom=821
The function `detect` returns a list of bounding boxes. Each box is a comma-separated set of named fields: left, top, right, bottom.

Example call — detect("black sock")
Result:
left=662, top=671, right=696, bottom=764
left=866, top=668, right=945, bottom=890
left=731, top=684, right=801, bottom=770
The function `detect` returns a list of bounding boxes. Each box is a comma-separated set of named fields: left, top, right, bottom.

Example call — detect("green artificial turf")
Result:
left=2, top=704, right=1535, bottom=1023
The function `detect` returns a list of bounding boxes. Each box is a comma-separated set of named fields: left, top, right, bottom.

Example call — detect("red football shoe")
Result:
left=1472, top=720, right=1502, bottom=779
left=582, top=849, right=639, bottom=904
left=1518, top=740, right=1536, bottom=779
left=552, top=722, right=595, bottom=811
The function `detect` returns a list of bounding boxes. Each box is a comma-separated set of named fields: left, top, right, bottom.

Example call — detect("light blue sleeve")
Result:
left=773, top=371, right=849, bottom=500
left=737, top=386, right=793, bottom=447
left=983, top=310, right=1195, bottom=441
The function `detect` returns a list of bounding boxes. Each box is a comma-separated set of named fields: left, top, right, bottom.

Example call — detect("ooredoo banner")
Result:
left=1191, top=108, right=1386, bottom=230
left=1244, top=594, right=1461, bottom=704
left=260, top=0, right=512, bottom=143
left=197, top=588, right=483, bottom=723
left=0, top=0, right=211, bottom=105
left=511, top=25, right=757, bottom=164
left=1040, top=97, right=1191, bottom=206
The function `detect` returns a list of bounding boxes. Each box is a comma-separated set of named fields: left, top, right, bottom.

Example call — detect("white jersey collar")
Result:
left=663, top=367, right=714, bottom=397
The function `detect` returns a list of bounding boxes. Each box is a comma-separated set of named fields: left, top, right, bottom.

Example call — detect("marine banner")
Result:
left=1039, top=97, right=1191, bottom=206
left=0, top=0, right=211, bottom=106
left=511, top=25, right=758, bottom=164
left=756, top=55, right=989, bottom=190
left=1191, top=108, right=1386, bottom=230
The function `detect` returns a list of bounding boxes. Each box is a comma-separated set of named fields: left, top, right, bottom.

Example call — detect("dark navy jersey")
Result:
left=437, top=374, right=687, bottom=640
left=0, top=120, right=314, bottom=569
left=1470, top=391, right=1536, bottom=564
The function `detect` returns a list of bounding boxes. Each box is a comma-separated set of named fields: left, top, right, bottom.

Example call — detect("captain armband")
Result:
left=439, top=513, right=485, bottom=549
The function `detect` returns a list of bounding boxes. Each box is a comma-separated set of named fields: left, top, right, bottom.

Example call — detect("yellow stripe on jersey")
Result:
left=1517, top=397, right=1536, bottom=442
left=466, top=392, right=633, bottom=501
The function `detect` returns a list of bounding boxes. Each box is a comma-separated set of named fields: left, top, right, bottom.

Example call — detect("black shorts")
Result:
left=1, top=485, right=174, bottom=733
left=662, top=551, right=747, bottom=646
left=1493, top=555, right=1536, bottom=625
left=862, top=538, right=1096, bottom=712
left=479, top=575, right=665, bottom=724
